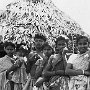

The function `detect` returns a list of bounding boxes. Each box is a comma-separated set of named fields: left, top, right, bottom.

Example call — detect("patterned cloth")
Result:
left=43, top=54, right=69, bottom=90
left=67, top=51, right=90, bottom=90
left=12, top=59, right=27, bottom=84
left=0, top=55, right=13, bottom=90
left=0, top=55, right=28, bottom=90
left=11, top=57, right=28, bottom=90
left=48, top=76, right=69, bottom=90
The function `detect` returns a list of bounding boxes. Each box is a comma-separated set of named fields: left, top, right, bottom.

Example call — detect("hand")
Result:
left=84, top=71, right=90, bottom=76
left=8, top=73, right=12, bottom=80
left=55, top=70, right=60, bottom=75
left=29, top=53, right=36, bottom=59
left=6, top=72, right=13, bottom=80
left=42, top=57, right=48, bottom=66
left=15, top=59, right=22, bottom=65
left=29, top=53, right=40, bottom=61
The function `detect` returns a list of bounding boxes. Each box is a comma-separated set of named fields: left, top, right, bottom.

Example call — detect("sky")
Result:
left=0, top=0, right=90, bottom=35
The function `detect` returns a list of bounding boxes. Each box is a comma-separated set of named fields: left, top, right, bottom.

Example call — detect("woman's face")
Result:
left=78, top=38, right=88, bottom=54
left=56, top=40, right=67, bottom=52
left=43, top=46, right=53, bottom=57
left=5, top=46, right=15, bottom=56
left=34, top=38, right=45, bottom=48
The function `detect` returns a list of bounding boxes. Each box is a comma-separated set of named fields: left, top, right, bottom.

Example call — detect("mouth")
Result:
left=80, top=49, right=85, bottom=52
left=80, top=48, right=86, bottom=52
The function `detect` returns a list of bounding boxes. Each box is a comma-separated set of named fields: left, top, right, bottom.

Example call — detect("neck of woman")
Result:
left=7, top=54, right=13, bottom=58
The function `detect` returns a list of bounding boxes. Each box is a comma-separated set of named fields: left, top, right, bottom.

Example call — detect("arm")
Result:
left=65, top=63, right=83, bottom=76
left=84, top=62, right=90, bottom=76
left=42, top=57, right=56, bottom=77
left=35, top=60, right=44, bottom=79
left=26, top=59, right=35, bottom=74
left=54, top=70, right=65, bottom=76
left=53, top=55, right=66, bottom=76
left=6, top=59, right=22, bottom=74
left=26, top=53, right=39, bottom=73
left=6, top=60, right=22, bottom=79
left=35, top=57, right=48, bottom=79
left=55, top=53, right=67, bottom=76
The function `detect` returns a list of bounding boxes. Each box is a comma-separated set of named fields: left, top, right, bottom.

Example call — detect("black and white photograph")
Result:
left=0, top=0, right=90, bottom=90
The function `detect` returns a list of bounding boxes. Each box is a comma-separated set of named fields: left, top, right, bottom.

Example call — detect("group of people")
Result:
left=0, top=33, right=90, bottom=90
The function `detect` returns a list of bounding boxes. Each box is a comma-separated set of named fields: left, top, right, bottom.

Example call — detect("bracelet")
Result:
left=82, top=70, right=85, bottom=75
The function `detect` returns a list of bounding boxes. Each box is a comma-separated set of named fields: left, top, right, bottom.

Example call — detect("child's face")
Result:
left=16, top=50, right=25, bottom=57
left=16, top=51, right=21, bottom=57
left=56, top=40, right=67, bottom=52
left=5, top=46, right=15, bottom=56
left=43, top=46, right=52, bottom=57
left=78, top=38, right=88, bottom=54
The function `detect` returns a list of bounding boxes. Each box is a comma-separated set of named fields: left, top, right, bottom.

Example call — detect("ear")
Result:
left=4, top=47, right=6, bottom=51
left=14, top=48, right=16, bottom=53
left=87, top=42, right=89, bottom=47
left=65, top=42, right=67, bottom=47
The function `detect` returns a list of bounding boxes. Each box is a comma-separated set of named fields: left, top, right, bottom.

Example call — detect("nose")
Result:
left=45, top=50, right=48, bottom=53
left=8, top=50, right=11, bottom=52
left=80, top=44, right=85, bottom=47
left=37, top=40, right=40, bottom=43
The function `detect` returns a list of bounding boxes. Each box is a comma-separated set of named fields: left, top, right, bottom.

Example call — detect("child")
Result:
left=11, top=45, right=28, bottom=90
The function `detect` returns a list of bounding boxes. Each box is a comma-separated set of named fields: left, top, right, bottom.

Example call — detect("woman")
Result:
left=34, top=43, right=54, bottom=90
left=35, top=43, right=54, bottom=79
left=24, top=33, right=47, bottom=90
left=12, top=45, right=28, bottom=90
left=43, top=43, right=54, bottom=59
left=0, top=42, right=16, bottom=90
left=42, top=36, right=69, bottom=90
left=65, top=35, right=90, bottom=90
left=0, top=41, right=27, bottom=90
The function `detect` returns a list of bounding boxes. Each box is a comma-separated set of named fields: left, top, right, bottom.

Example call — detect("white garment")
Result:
left=67, top=54, right=78, bottom=64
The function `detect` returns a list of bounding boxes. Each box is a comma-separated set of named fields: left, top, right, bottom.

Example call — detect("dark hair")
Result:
left=43, top=42, right=52, bottom=50
left=4, top=41, right=15, bottom=49
left=16, top=43, right=26, bottom=51
left=55, top=36, right=68, bottom=45
left=76, top=35, right=88, bottom=44
left=34, top=33, right=46, bottom=41
left=16, top=45, right=29, bottom=56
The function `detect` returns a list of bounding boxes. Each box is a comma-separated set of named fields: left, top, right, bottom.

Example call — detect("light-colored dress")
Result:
left=67, top=51, right=90, bottom=90
left=12, top=57, right=28, bottom=90
left=0, top=55, right=28, bottom=90
left=0, top=55, right=14, bottom=90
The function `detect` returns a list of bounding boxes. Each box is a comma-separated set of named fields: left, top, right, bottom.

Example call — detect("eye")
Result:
left=78, top=43, right=82, bottom=45
left=83, top=43, right=87, bottom=45
left=62, top=43, right=66, bottom=45
left=35, top=40, right=38, bottom=42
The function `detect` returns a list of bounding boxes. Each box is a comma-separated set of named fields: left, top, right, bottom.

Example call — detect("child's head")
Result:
left=4, top=41, right=15, bottom=57
left=34, top=33, right=46, bottom=50
left=43, top=43, right=54, bottom=57
left=76, top=35, right=89, bottom=54
left=55, top=36, right=68, bottom=53
left=16, top=45, right=28, bottom=57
